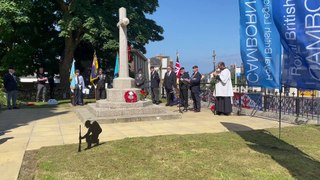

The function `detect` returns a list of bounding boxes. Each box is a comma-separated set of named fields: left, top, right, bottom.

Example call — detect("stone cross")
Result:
left=117, top=7, right=130, bottom=78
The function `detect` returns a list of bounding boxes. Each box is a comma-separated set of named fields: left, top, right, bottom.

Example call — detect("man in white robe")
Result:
left=213, top=62, right=234, bottom=115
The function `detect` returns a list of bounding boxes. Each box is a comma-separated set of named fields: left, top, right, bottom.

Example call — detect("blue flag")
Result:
left=239, top=0, right=281, bottom=88
left=273, top=0, right=320, bottom=90
left=70, top=59, right=76, bottom=89
left=114, top=53, right=119, bottom=78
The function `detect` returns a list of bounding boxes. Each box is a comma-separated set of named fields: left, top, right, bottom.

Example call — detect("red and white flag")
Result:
left=175, top=53, right=181, bottom=78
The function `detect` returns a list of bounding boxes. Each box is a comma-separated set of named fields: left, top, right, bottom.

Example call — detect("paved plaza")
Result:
left=0, top=105, right=294, bottom=180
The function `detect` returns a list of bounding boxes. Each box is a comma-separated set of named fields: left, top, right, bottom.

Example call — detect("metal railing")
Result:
left=199, top=83, right=320, bottom=120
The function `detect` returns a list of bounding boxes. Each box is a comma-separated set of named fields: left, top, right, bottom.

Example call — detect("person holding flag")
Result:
left=69, top=59, right=85, bottom=106
left=90, top=51, right=107, bottom=100
left=74, top=69, right=85, bottom=106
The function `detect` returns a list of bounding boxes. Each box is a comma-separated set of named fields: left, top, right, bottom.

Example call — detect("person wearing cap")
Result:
left=74, top=69, right=85, bottom=106
left=3, top=66, right=19, bottom=110
left=188, top=65, right=202, bottom=112
left=150, top=66, right=160, bottom=104
left=213, top=62, right=234, bottom=115
left=36, top=67, right=48, bottom=102
left=179, top=67, right=190, bottom=111
left=163, top=66, right=176, bottom=106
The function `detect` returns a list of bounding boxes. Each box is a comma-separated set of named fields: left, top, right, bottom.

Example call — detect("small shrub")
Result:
left=0, top=78, right=6, bottom=106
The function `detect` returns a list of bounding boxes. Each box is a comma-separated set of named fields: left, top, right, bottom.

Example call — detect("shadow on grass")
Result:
left=81, top=142, right=107, bottom=152
left=221, top=122, right=320, bottom=180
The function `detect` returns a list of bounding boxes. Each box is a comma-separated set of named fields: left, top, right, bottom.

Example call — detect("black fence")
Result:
left=199, top=83, right=320, bottom=120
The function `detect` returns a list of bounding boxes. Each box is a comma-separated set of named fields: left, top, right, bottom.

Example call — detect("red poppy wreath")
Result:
left=124, top=90, right=138, bottom=103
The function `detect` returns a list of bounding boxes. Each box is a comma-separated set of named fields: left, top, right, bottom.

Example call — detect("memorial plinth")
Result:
left=76, top=7, right=181, bottom=123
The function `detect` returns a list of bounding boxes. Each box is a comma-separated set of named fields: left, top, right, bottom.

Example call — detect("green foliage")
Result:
left=0, top=0, right=62, bottom=76
left=0, top=78, right=6, bottom=106
left=56, top=0, right=163, bottom=53
left=0, top=0, right=164, bottom=85
left=209, top=78, right=216, bottom=90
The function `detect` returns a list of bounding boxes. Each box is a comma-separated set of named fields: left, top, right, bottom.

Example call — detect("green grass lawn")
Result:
left=19, top=125, right=320, bottom=180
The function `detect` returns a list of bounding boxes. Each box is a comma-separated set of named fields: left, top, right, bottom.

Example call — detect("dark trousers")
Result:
left=151, top=87, right=159, bottom=103
left=49, top=85, right=54, bottom=99
left=96, top=88, right=106, bottom=100
left=85, top=134, right=99, bottom=148
left=165, top=88, right=174, bottom=105
left=74, top=88, right=83, bottom=105
left=6, top=90, right=17, bottom=108
left=180, top=88, right=188, bottom=109
left=191, top=90, right=201, bottom=111
left=36, top=84, right=46, bottom=102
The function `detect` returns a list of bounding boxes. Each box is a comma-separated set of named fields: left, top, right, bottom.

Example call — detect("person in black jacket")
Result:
left=163, top=66, right=177, bottom=106
left=81, top=120, right=102, bottom=149
left=3, top=67, right=18, bottom=110
left=94, top=68, right=107, bottom=100
left=179, top=67, right=190, bottom=111
left=188, top=65, right=202, bottom=112
left=150, top=66, right=160, bottom=104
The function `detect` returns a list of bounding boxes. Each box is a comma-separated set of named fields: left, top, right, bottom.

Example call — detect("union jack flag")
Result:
left=175, top=53, right=181, bottom=78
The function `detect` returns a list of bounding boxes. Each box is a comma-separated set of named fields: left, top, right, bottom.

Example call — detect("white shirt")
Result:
left=215, top=68, right=234, bottom=97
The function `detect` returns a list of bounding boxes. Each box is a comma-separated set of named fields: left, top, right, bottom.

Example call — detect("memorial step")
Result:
left=75, top=106, right=182, bottom=124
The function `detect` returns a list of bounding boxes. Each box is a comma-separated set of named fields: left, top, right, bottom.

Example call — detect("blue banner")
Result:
left=273, top=0, right=320, bottom=90
left=239, top=0, right=281, bottom=88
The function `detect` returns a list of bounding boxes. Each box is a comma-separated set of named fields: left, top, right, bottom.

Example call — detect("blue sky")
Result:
left=145, top=0, right=241, bottom=73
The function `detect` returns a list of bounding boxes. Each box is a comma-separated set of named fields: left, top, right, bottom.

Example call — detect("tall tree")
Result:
left=0, top=0, right=62, bottom=75
left=54, top=0, right=164, bottom=88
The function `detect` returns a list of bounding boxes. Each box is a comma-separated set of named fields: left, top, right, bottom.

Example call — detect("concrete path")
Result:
left=0, top=106, right=293, bottom=180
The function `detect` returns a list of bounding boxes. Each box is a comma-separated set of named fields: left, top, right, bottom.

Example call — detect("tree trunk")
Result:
left=59, top=36, right=77, bottom=90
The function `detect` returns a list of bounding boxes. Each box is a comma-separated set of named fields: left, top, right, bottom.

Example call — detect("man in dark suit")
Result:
left=179, top=67, right=190, bottom=111
left=94, top=68, right=107, bottom=100
left=163, top=66, right=176, bottom=106
left=188, top=65, right=202, bottom=112
left=3, top=66, right=18, bottom=110
left=150, top=66, right=160, bottom=104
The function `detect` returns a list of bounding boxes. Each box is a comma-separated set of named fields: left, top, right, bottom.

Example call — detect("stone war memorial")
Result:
left=76, top=7, right=181, bottom=123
